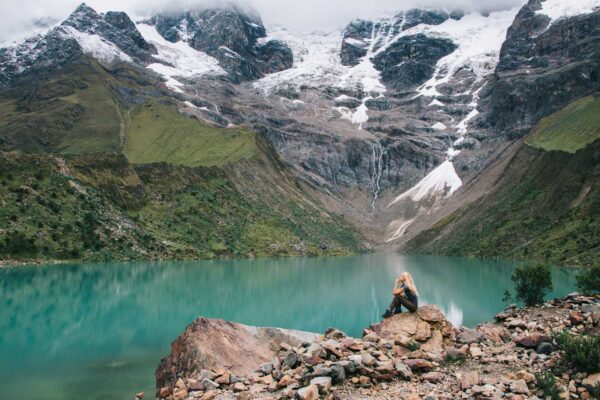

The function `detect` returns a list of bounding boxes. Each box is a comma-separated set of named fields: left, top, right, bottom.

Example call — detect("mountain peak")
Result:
left=62, top=2, right=102, bottom=32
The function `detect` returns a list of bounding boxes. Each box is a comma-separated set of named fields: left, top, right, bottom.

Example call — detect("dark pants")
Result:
left=387, top=294, right=418, bottom=314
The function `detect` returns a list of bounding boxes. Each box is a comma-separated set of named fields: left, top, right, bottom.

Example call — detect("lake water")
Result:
left=0, top=254, right=578, bottom=400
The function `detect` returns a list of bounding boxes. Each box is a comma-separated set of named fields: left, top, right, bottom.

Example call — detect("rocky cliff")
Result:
left=154, top=295, right=600, bottom=399
left=479, top=0, right=600, bottom=139
left=147, top=6, right=293, bottom=82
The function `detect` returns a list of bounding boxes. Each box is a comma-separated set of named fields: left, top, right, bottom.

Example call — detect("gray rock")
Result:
left=536, top=342, right=554, bottom=355
left=311, top=365, right=332, bottom=377
left=259, top=362, right=274, bottom=375
left=457, top=328, right=483, bottom=344
left=201, top=379, right=219, bottom=390
left=310, top=376, right=332, bottom=394
left=282, top=351, right=299, bottom=369
left=348, top=354, right=362, bottom=366
left=394, top=362, right=413, bottom=380
left=330, top=364, right=346, bottom=383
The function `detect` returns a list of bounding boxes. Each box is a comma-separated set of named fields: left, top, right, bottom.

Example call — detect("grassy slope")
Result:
left=406, top=98, right=600, bottom=267
left=124, top=101, right=256, bottom=167
left=526, top=96, right=600, bottom=154
left=0, top=150, right=361, bottom=263
left=0, top=60, right=123, bottom=154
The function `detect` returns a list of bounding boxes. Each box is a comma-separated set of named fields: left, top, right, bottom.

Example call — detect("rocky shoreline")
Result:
left=154, top=294, right=600, bottom=400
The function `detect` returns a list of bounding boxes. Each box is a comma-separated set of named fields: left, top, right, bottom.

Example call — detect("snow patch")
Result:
left=388, top=160, right=462, bottom=205
left=432, top=122, right=447, bottom=131
left=413, top=8, right=522, bottom=98
left=136, top=23, right=225, bottom=92
left=334, top=94, right=357, bottom=102
left=254, top=27, right=348, bottom=95
left=254, top=25, right=386, bottom=129
left=536, top=0, right=600, bottom=24
left=344, top=37, right=368, bottom=47
left=386, top=218, right=415, bottom=242
left=446, top=148, right=461, bottom=159
left=61, top=26, right=132, bottom=63
left=428, top=99, right=445, bottom=107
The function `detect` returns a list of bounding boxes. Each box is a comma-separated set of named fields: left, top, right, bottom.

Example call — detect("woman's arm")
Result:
left=393, top=286, right=405, bottom=296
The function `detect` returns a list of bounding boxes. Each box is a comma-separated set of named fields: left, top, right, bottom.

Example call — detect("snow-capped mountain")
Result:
left=1, top=0, right=599, bottom=248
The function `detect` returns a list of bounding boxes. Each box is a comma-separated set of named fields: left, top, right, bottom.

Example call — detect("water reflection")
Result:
left=0, top=254, right=578, bottom=400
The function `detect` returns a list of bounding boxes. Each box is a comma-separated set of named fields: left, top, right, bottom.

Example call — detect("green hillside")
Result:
left=525, top=96, right=600, bottom=153
left=125, top=102, right=256, bottom=167
left=406, top=98, right=600, bottom=267
left=0, top=60, right=124, bottom=154
left=0, top=151, right=361, bottom=263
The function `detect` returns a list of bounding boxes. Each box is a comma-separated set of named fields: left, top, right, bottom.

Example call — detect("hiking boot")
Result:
left=382, top=309, right=393, bottom=319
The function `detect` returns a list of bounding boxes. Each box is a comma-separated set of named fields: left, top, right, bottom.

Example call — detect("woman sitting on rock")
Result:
left=382, top=272, right=419, bottom=318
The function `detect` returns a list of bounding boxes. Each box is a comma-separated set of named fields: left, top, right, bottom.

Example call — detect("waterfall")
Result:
left=370, top=141, right=385, bottom=212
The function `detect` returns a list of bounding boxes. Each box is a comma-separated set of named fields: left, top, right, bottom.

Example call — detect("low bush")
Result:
left=576, top=265, right=600, bottom=295
left=556, top=332, right=600, bottom=373
left=535, top=371, right=561, bottom=400
left=2, top=231, right=37, bottom=256
left=406, top=341, right=420, bottom=352
left=592, top=383, right=600, bottom=400
left=504, top=263, right=553, bottom=306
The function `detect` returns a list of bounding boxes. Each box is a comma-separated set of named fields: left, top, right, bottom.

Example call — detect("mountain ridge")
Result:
left=1, top=0, right=599, bottom=265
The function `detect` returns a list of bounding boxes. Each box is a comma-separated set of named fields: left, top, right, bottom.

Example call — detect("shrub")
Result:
left=505, top=263, right=553, bottom=306
left=576, top=265, right=600, bottom=295
left=3, top=231, right=37, bottom=255
left=592, top=383, right=600, bottom=400
left=556, top=332, right=600, bottom=373
left=444, top=351, right=466, bottom=365
left=406, top=341, right=420, bottom=352
left=535, top=371, right=560, bottom=400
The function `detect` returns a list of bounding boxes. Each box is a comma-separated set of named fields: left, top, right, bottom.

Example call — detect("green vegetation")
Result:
left=556, top=332, right=600, bottom=373
left=0, top=152, right=361, bottom=263
left=443, top=351, right=466, bottom=365
left=504, top=263, right=553, bottom=306
left=576, top=265, right=600, bottom=295
left=406, top=132, right=600, bottom=267
left=125, top=102, right=256, bottom=167
left=526, top=96, right=600, bottom=153
left=406, top=341, right=420, bottom=352
left=534, top=372, right=561, bottom=400
left=0, top=60, right=123, bottom=154
left=593, top=383, right=600, bottom=400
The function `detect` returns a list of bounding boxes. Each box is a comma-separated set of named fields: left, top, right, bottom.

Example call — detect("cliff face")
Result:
left=148, top=7, right=293, bottom=82
left=480, top=1, right=600, bottom=138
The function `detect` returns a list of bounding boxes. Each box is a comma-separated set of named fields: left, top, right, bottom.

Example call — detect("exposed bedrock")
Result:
left=480, top=1, right=600, bottom=138
left=155, top=317, right=319, bottom=391
left=148, top=7, right=293, bottom=82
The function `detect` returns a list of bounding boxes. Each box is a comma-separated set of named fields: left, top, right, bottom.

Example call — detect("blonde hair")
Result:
left=401, top=272, right=418, bottom=296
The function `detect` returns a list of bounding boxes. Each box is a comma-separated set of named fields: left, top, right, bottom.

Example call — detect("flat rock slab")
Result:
left=155, top=317, right=317, bottom=389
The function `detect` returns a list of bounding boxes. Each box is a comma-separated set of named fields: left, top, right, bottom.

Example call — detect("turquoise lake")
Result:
left=0, top=254, right=578, bottom=400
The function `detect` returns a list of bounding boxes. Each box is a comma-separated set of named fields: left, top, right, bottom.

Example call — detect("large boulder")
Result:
left=368, top=305, right=455, bottom=354
left=155, top=317, right=317, bottom=391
